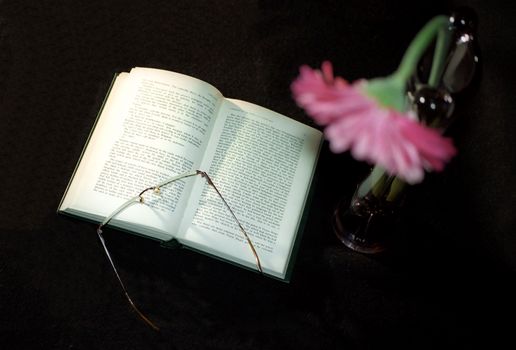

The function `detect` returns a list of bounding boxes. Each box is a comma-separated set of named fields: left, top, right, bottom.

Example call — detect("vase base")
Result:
left=332, top=203, right=391, bottom=254
left=334, top=230, right=387, bottom=254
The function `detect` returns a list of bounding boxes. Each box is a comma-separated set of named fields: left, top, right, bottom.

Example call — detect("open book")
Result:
left=59, top=68, right=323, bottom=281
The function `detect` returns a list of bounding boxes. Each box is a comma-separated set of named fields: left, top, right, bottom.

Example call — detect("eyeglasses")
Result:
left=96, top=170, right=262, bottom=331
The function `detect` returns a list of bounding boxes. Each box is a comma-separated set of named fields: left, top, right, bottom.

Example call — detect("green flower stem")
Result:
left=428, top=22, right=452, bottom=87
left=363, top=167, right=404, bottom=202
left=359, top=166, right=386, bottom=197
left=364, top=16, right=451, bottom=203
left=394, top=15, right=449, bottom=84
left=386, top=177, right=407, bottom=202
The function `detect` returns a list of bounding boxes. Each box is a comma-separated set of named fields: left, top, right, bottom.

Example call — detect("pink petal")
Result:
left=400, top=118, right=457, bottom=171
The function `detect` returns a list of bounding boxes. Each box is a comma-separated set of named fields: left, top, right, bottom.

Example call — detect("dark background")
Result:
left=1, top=0, right=515, bottom=349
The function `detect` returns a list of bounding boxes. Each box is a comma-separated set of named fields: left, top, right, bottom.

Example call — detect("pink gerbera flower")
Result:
left=291, top=61, right=456, bottom=184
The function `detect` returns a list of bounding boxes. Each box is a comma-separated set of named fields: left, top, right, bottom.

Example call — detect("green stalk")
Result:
left=360, top=166, right=386, bottom=197
left=394, top=15, right=449, bottom=84
left=428, top=23, right=452, bottom=87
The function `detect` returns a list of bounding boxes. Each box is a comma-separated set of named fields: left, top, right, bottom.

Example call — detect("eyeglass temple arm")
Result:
left=196, top=170, right=263, bottom=274
left=95, top=170, right=199, bottom=331
left=95, top=169, right=263, bottom=330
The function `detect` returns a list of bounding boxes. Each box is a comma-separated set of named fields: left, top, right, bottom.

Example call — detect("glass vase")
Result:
left=333, top=167, right=406, bottom=254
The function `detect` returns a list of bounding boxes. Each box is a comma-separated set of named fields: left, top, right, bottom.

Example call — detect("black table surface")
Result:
left=1, top=0, right=515, bottom=349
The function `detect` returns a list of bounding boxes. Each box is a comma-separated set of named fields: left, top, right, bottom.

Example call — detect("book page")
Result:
left=178, top=99, right=322, bottom=278
left=60, top=68, right=223, bottom=240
